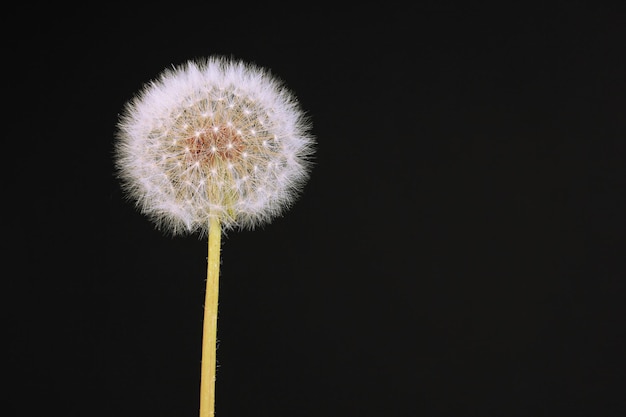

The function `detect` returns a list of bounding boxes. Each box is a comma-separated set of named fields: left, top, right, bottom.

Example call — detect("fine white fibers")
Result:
left=115, top=57, right=315, bottom=236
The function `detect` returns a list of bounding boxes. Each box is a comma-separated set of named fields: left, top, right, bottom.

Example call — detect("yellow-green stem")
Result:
left=200, top=216, right=221, bottom=417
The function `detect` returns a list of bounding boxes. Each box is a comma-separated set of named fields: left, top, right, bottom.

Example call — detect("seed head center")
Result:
left=184, top=125, right=244, bottom=166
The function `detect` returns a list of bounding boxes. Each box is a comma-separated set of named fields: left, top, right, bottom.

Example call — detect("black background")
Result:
left=7, top=4, right=625, bottom=417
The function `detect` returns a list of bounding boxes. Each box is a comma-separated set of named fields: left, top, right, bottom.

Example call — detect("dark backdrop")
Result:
left=7, top=4, right=625, bottom=417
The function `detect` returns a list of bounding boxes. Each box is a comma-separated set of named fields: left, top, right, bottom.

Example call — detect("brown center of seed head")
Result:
left=184, top=124, right=245, bottom=167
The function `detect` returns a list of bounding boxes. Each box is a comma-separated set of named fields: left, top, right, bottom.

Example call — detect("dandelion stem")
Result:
left=200, top=216, right=221, bottom=417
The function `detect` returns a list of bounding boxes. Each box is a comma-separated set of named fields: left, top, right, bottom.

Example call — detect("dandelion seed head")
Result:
left=115, top=56, right=315, bottom=236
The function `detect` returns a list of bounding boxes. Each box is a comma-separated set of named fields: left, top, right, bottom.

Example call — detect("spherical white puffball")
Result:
left=115, top=57, right=315, bottom=236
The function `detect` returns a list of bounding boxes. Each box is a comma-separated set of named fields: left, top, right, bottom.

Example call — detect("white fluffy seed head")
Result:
left=115, top=57, right=315, bottom=236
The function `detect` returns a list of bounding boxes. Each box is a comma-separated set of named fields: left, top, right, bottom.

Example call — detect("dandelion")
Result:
left=114, top=56, right=315, bottom=417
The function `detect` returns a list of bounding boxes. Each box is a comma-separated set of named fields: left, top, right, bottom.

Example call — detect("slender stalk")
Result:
left=200, top=216, right=221, bottom=417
